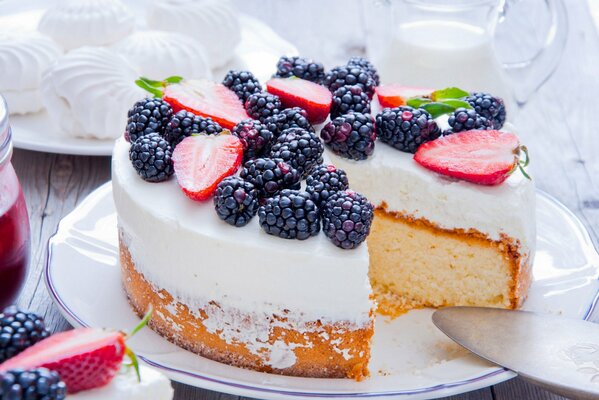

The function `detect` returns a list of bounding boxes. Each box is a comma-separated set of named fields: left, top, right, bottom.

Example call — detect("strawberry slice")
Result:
left=163, top=79, right=250, bottom=130
left=414, top=130, right=527, bottom=186
left=266, top=77, right=332, bottom=124
left=375, top=84, right=433, bottom=108
left=173, top=134, right=243, bottom=201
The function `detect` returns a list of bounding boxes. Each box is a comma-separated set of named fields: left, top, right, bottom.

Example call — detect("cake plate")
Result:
left=45, top=183, right=599, bottom=400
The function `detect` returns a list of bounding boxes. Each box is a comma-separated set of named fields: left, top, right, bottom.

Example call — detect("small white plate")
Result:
left=0, top=0, right=297, bottom=156
left=45, top=182, right=599, bottom=400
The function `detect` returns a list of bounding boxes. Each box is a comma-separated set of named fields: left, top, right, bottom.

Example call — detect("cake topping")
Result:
left=446, top=107, right=493, bottom=134
left=258, top=189, right=320, bottom=240
left=375, top=106, right=441, bottom=153
left=125, top=97, right=173, bottom=143
left=164, top=110, right=223, bottom=146
left=375, top=85, right=433, bottom=108
left=330, top=85, right=371, bottom=119
left=129, top=133, right=174, bottom=183
left=321, top=112, right=376, bottom=160
left=240, top=158, right=301, bottom=198
left=222, top=70, right=262, bottom=103
left=213, top=176, right=259, bottom=227
left=263, top=107, right=314, bottom=139
left=265, top=77, right=332, bottom=124
left=0, top=367, right=67, bottom=400
left=274, top=56, right=326, bottom=83
left=269, top=127, right=324, bottom=178
left=306, top=164, right=350, bottom=207
left=465, top=92, right=506, bottom=129
left=414, top=129, right=530, bottom=185
left=0, top=306, right=50, bottom=364
left=244, top=92, right=282, bottom=122
left=172, top=134, right=243, bottom=201
left=323, top=65, right=376, bottom=99
left=322, top=190, right=374, bottom=249
left=232, top=119, right=274, bottom=161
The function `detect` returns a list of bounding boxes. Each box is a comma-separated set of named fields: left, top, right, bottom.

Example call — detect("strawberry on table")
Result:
left=375, top=84, right=433, bottom=108
left=414, top=130, right=530, bottom=186
left=172, top=134, right=244, bottom=201
left=266, top=77, right=332, bottom=124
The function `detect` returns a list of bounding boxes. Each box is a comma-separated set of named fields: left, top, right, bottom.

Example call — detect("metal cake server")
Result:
left=432, top=307, right=599, bottom=400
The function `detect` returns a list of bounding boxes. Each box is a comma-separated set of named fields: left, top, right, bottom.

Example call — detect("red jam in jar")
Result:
left=0, top=97, right=30, bottom=308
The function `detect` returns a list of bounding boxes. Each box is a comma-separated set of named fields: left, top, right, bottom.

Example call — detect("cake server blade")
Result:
left=432, top=307, right=599, bottom=400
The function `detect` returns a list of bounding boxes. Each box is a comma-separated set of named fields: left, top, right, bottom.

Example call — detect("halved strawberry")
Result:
left=266, top=77, right=332, bottom=124
left=163, top=79, right=250, bottom=130
left=414, top=130, right=529, bottom=186
left=173, top=134, right=243, bottom=201
left=375, top=84, right=433, bottom=108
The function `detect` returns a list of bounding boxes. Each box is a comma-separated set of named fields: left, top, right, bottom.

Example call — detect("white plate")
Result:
left=45, top=183, right=599, bottom=400
left=0, top=0, right=297, bottom=156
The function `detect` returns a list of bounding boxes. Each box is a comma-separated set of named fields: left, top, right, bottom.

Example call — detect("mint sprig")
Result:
left=135, top=76, right=183, bottom=98
left=430, top=87, right=470, bottom=101
left=405, top=87, right=473, bottom=118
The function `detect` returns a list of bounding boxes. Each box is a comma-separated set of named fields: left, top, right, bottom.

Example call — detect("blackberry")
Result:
left=274, top=56, right=325, bottom=83
left=164, top=110, right=223, bottom=146
left=0, top=368, right=67, bottom=400
left=232, top=119, right=274, bottom=160
left=245, top=92, right=282, bottom=122
left=465, top=92, right=506, bottom=129
left=125, top=98, right=173, bottom=142
left=213, top=176, right=259, bottom=227
left=240, top=158, right=301, bottom=198
left=346, top=56, right=380, bottom=86
left=322, top=190, right=374, bottom=249
left=376, top=106, right=441, bottom=153
left=222, top=70, right=262, bottom=102
left=0, top=306, right=50, bottom=363
left=129, top=133, right=174, bottom=182
left=269, top=128, right=324, bottom=178
left=263, top=107, right=314, bottom=139
left=320, top=112, right=376, bottom=160
left=446, top=107, right=492, bottom=134
left=306, top=164, right=349, bottom=207
left=258, top=189, right=320, bottom=240
left=330, top=85, right=371, bottom=119
left=323, top=65, right=376, bottom=98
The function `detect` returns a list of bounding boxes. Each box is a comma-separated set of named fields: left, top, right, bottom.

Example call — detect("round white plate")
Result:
left=0, top=1, right=297, bottom=156
left=45, top=183, right=599, bottom=400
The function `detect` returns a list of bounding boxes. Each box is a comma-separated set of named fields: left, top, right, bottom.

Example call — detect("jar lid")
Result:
left=0, top=95, right=11, bottom=167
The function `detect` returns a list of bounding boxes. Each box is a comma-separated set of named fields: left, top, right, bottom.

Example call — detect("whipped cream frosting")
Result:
left=38, top=0, right=134, bottom=51
left=112, top=138, right=374, bottom=366
left=111, top=31, right=212, bottom=80
left=146, top=0, right=241, bottom=68
left=69, top=365, right=173, bottom=400
left=41, top=47, right=145, bottom=140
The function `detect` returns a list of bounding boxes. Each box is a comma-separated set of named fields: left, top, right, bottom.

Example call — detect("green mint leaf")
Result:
left=164, top=76, right=184, bottom=84
left=420, top=102, right=456, bottom=118
left=406, top=97, right=432, bottom=108
left=138, top=77, right=164, bottom=87
left=438, top=99, right=472, bottom=109
left=135, top=79, right=164, bottom=98
left=431, top=87, right=470, bottom=101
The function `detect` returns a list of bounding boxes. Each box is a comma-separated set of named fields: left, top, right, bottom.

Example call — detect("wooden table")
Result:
left=10, top=1, right=599, bottom=399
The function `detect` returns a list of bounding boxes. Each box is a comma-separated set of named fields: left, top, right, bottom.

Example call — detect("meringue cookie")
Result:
left=38, top=0, right=134, bottom=51
left=147, top=0, right=241, bottom=69
left=111, top=31, right=212, bottom=80
left=2, top=89, right=44, bottom=115
left=41, top=47, right=145, bottom=140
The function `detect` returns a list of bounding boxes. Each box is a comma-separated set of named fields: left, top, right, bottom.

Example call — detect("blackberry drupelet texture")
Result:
left=306, top=164, right=349, bottom=207
left=330, top=85, right=371, bottom=119
left=465, top=92, right=506, bottom=129
left=125, top=98, right=173, bottom=143
left=214, top=176, right=259, bottom=227
left=240, top=157, right=301, bottom=198
left=245, top=92, right=282, bottom=122
left=164, top=110, right=223, bottom=146
left=263, top=107, right=314, bottom=139
left=321, top=112, right=376, bottom=160
left=0, top=368, right=67, bottom=400
left=232, top=119, right=274, bottom=160
left=269, top=128, right=324, bottom=178
left=347, top=56, right=380, bottom=86
left=0, top=306, right=50, bottom=363
left=222, top=70, right=262, bottom=102
left=129, top=132, right=174, bottom=182
left=322, top=190, right=374, bottom=249
left=447, top=108, right=492, bottom=134
left=323, top=65, right=376, bottom=98
left=376, top=106, right=441, bottom=153
left=258, top=189, right=320, bottom=240
left=275, top=56, right=325, bottom=83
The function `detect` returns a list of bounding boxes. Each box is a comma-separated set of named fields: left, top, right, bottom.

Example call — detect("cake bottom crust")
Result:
left=119, top=238, right=373, bottom=380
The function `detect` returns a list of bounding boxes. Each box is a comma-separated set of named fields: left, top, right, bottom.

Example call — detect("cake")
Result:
left=112, top=56, right=534, bottom=379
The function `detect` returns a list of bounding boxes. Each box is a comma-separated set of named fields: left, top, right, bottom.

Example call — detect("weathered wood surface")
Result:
left=11, top=0, right=599, bottom=399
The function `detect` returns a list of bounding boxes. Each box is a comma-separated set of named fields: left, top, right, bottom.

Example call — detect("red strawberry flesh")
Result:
left=375, top=84, right=433, bottom=108
left=163, top=79, right=249, bottom=130
left=414, top=130, right=520, bottom=186
left=266, top=77, right=332, bottom=124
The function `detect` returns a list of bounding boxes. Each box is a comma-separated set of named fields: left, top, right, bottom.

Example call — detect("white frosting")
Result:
left=41, top=47, right=145, bottom=140
left=111, top=31, right=212, bottom=80
left=69, top=365, right=173, bottom=400
left=3, top=89, right=44, bottom=115
left=0, top=31, right=61, bottom=92
left=38, top=0, right=134, bottom=51
left=111, top=138, right=374, bottom=366
left=146, top=0, right=241, bottom=68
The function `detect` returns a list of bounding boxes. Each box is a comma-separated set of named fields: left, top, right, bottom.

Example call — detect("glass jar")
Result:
left=0, top=95, right=30, bottom=308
